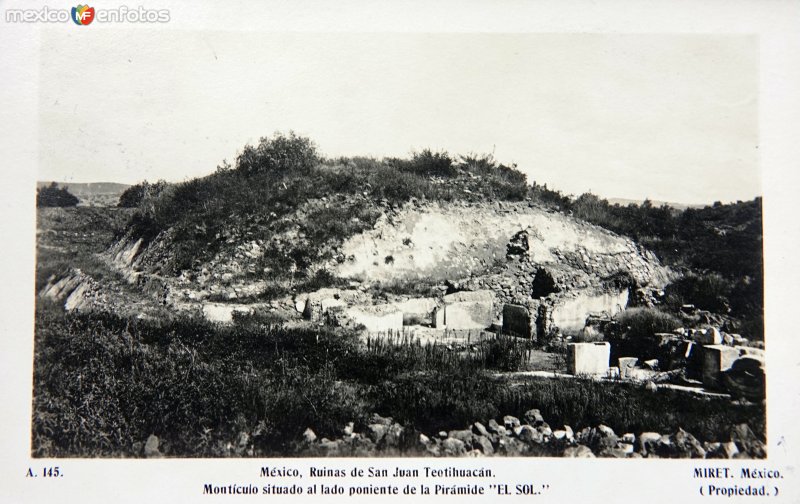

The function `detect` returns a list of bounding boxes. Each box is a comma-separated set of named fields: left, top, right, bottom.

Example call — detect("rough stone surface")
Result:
left=702, top=345, right=742, bottom=389
left=442, top=290, right=494, bottom=330
left=523, top=409, right=545, bottom=427
left=344, top=305, right=403, bottom=333
left=144, top=434, right=161, bottom=458
left=563, top=445, right=595, bottom=458
left=618, top=357, right=638, bottom=378
left=567, top=342, right=611, bottom=375
left=441, top=438, right=467, bottom=456
left=502, top=304, right=533, bottom=339
left=302, top=428, right=317, bottom=443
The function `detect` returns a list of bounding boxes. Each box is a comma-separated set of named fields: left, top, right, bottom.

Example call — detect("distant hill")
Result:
left=606, top=197, right=704, bottom=210
left=37, top=181, right=130, bottom=207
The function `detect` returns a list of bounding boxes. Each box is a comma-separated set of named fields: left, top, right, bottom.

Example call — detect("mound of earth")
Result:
left=96, top=197, right=671, bottom=339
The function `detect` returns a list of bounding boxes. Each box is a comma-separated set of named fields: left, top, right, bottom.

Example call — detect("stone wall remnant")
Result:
left=344, top=305, right=403, bottom=333
left=441, top=290, right=494, bottom=330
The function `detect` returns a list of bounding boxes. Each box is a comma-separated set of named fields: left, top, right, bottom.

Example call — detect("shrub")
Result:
left=396, top=149, right=456, bottom=178
left=37, top=183, right=79, bottom=207
left=615, top=307, right=681, bottom=338
left=236, top=131, right=318, bottom=177
left=117, top=180, right=168, bottom=208
left=602, top=270, right=638, bottom=291
left=609, top=307, right=681, bottom=360
left=459, top=152, right=497, bottom=175
left=665, top=272, right=733, bottom=313
left=33, top=305, right=764, bottom=457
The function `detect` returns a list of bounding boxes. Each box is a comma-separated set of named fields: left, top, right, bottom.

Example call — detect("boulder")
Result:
left=302, top=428, right=317, bottom=443
left=496, top=437, right=528, bottom=456
left=503, top=415, right=521, bottom=430
left=617, top=443, right=635, bottom=455
left=316, top=439, right=343, bottom=457
left=731, top=355, right=765, bottom=372
left=447, top=429, right=474, bottom=443
left=599, top=447, right=629, bottom=458
left=618, top=357, right=638, bottom=378
left=694, top=327, right=722, bottom=345
left=517, top=425, right=543, bottom=444
left=586, top=425, right=618, bottom=452
left=144, top=434, right=161, bottom=458
left=380, top=423, right=405, bottom=449
left=672, top=428, right=706, bottom=458
left=523, top=409, right=545, bottom=427
left=637, top=432, right=662, bottom=456
left=472, top=435, right=495, bottom=455
left=643, top=359, right=659, bottom=371
left=441, top=438, right=467, bottom=456
left=366, top=424, right=387, bottom=444
left=472, top=422, right=490, bottom=437
left=730, top=423, right=766, bottom=458
left=370, top=413, right=394, bottom=425
left=563, top=445, right=595, bottom=458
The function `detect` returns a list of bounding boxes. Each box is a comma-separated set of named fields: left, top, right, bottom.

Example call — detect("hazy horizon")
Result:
left=39, top=31, right=759, bottom=205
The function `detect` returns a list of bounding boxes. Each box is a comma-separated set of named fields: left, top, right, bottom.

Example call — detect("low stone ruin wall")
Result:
left=437, top=290, right=494, bottom=330
left=343, top=306, right=404, bottom=333
left=548, top=289, right=628, bottom=334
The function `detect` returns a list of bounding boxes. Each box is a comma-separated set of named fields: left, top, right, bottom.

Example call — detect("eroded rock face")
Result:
left=335, top=201, right=669, bottom=285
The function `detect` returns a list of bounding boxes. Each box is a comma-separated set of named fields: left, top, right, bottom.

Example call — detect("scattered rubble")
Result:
left=293, top=412, right=764, bottom=459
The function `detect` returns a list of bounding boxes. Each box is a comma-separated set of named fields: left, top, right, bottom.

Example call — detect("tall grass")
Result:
left=32, top=304, right=765, bottom=457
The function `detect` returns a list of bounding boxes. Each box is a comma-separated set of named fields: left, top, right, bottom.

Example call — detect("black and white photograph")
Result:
left=3, top=1, right=800, bottom=502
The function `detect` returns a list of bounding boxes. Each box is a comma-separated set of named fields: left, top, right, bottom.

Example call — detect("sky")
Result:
left=38, top=30, right=759, bottom=205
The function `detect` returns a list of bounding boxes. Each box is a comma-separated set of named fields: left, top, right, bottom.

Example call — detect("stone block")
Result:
left=618, top=357, right=638, bottom=378
left=345, top=305, right=403, bottom=333
left=567, top=342, right=611, bottom=376
left=202, top=303, right=251, bottom=323
left=443, top=290, right=494, bottom=330
left=502, top=304, right=533, bottom=339
left=702, top=344, right=741, bottom=389
left=550, top=289, right=628, bottom=333
left=433, top=306, right=446, bottom=328
left=393, top=297, right=438, bottom=326
left=694, top=328, right=722, bottom=345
